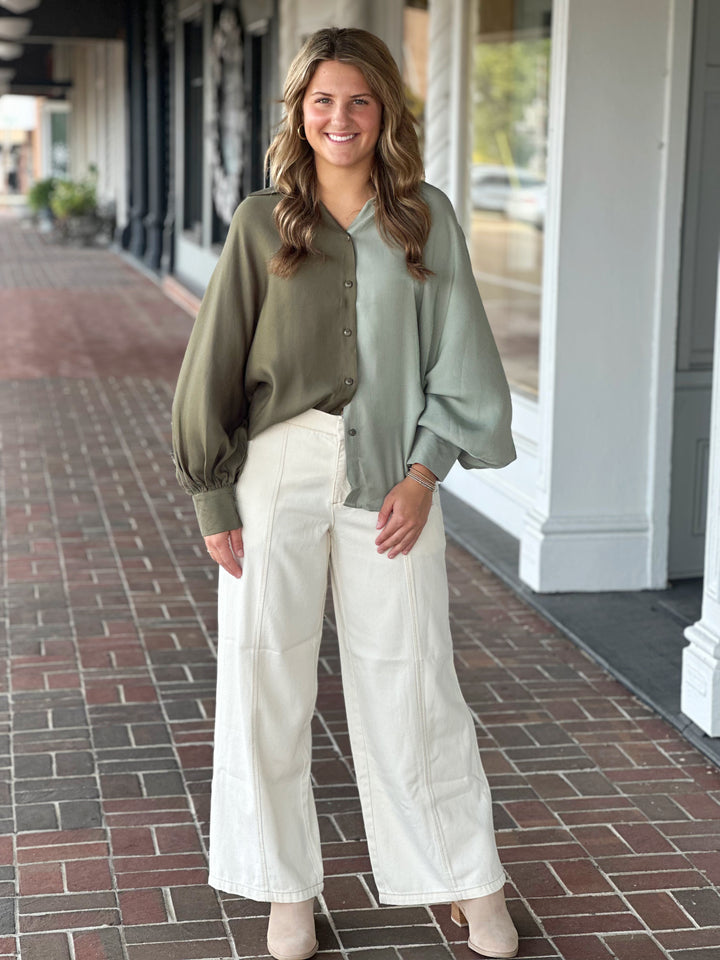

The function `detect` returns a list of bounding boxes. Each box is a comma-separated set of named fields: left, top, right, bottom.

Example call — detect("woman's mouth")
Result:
left=325, top=133, right=359, bottom=143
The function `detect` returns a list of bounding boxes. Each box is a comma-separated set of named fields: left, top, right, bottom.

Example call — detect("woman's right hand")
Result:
left=204, top=528, right=244, bottom=579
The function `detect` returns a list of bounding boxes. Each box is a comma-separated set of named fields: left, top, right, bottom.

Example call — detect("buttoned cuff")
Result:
left=192, top=486, right=241, bottom=537
left=407, top=426, right=461, bottom=482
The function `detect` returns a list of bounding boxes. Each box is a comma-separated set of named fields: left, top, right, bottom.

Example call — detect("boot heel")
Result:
left=451, top=902, right=468, bottom=927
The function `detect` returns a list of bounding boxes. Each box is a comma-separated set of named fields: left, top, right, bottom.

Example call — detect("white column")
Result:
left=335, top=0, right=370, bottom=26
left=424, top=0, right=453, bottom=197
left=681, top=253, right=720, bottom=737
left=68, top=44, right=85, bottom=179
left=424, top=0, right=471, bottom=217
left=518, top=0, right=693, bottom=592
left=108, top=40, right=128, bottom=230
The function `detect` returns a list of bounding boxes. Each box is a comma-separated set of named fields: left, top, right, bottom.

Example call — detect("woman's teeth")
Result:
left=327, top=133, right=357, bottom=142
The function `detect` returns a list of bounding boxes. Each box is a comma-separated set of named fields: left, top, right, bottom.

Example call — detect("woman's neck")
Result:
left=315, top=162, right=374, bottom=211
left=315, top=169, right=374, bottom=230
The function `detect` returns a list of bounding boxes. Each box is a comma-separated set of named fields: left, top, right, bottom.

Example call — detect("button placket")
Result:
left=339, top=229, right=358, bottom=415
left=343, top=240, right=357, bottom=402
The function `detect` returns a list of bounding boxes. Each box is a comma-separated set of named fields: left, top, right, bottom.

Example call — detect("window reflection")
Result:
left=470, top=0, right=552, bottom=396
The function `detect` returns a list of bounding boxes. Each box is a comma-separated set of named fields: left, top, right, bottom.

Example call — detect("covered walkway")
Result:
left=0, top=214, right=719, bottom=959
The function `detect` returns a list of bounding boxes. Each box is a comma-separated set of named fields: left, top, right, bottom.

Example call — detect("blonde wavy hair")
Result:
left=265, top=27, right=432, bottom=281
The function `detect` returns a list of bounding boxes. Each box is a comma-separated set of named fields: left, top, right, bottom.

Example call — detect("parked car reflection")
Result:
left=470, top=163, right=544, bottom=213
left=504, top=182, right=546, bottom=230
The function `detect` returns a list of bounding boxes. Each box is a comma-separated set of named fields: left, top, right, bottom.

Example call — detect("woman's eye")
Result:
left=353, top=99, right=369, bottom=106
left=315, top=97, right=331, bottom=104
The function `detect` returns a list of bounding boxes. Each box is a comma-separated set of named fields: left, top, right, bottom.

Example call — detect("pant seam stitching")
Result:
left=330, top=422, right=344, bottom=506
left=329, top=553, right=384, bottom=888
left=208, top=874, right=324, bottom=898
left=403, top=551, right=458, bottom=892
left=300, top=534, right=331, bottom=883
left=376, top=870, right=507, bottom=903
left=251, top=422, right=291, bottom=893
left=287, top=423, right=339, bottom=436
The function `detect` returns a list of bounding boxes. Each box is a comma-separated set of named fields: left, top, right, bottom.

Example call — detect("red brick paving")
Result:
left=1, top=215, right=719, bottom=959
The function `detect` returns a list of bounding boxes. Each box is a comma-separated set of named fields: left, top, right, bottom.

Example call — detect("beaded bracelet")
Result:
left=406, top=468, right=436, bottom=493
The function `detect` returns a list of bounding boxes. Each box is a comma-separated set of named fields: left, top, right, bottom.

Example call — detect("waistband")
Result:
left=284, top=407, right=344, bottom=435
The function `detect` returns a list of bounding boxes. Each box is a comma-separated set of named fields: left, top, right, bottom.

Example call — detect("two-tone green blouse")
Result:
left=171, top=180, right=516, bottom=537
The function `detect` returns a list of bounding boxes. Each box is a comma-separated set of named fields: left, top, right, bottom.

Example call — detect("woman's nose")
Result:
left=331, top=103, right=351, bottom=125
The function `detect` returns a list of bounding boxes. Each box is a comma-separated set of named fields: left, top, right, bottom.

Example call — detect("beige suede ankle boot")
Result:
left=451, top=890, right=519, bottom=958
left=266, top=898, right=319, bottom=960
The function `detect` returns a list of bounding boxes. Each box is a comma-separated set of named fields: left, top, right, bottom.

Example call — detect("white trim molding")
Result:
left=522, top=511, right=651, bottom=593
left=683, top=622, right=720, bottom=737
left=681, top=252, right=720, bottom=737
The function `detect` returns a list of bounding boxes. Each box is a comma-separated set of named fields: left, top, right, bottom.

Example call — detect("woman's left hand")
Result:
left=375, top=477, right=433, bottom=558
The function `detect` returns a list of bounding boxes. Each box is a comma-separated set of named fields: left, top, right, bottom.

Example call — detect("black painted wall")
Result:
left=123, top=0, right=170, bottom=270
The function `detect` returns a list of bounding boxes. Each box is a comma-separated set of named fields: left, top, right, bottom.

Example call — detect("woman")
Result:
left=172, top=26, right=519, bottom=960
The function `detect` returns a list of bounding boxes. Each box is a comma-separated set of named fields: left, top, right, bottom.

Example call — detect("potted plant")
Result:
left=49, top=168, right=99, bottom=245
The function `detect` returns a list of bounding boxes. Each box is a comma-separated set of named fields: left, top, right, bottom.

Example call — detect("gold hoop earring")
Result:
left=297, top=123, right=307, bottom=141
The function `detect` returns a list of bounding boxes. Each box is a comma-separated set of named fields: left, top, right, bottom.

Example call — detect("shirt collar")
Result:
left=319, top=196, right=375, bottom=235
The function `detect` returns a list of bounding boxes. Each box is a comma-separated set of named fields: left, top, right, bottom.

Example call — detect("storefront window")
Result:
left=49, top=110, right=69, bottom=178
left=470, top=0, right=551, bottom=396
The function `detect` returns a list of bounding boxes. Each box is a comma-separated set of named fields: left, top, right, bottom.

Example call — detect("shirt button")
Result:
left=348, top=428, right=357, bottom=436
left=344, top=377, right=354, bottom=385
left=343, top=328, right=352, bottom=337
left=344, top=280, right=353, bottom=288
left=346, top=234, right=351, bottom=241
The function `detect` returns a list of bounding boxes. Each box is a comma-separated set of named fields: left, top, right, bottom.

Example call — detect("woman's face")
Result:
left=301, top=60, right=383, bottom=179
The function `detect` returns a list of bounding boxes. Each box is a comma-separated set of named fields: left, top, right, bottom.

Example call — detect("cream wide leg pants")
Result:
left=208, top=407, right=506, bottom=905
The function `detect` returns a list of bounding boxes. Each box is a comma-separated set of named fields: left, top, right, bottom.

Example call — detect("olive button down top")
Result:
left=171, top=181, right=516, bottom=537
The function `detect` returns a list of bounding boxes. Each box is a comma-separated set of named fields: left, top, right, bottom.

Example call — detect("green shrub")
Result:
left=50, top=175, right=97, bottom=220
left=27, top=177, right=57, bottom=213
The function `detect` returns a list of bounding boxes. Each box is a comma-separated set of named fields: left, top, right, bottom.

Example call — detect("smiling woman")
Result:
left=171, top=25, right=518, bottom=960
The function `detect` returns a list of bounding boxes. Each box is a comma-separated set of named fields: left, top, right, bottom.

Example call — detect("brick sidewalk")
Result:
left=1, top=217, right=719, bottom=960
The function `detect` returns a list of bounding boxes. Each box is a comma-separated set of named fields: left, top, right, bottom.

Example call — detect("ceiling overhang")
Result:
left=0, top=0, right=128, bottom=97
